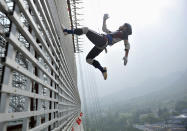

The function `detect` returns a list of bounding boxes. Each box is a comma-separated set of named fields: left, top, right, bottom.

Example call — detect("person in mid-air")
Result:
left=62, top=14, right=132, bottom=80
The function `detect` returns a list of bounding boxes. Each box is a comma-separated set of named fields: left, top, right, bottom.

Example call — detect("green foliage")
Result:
left=139, top=113, right=159, bottom=124
left=124, top=125, right=142, bottom=131
left=87, top=75, right=187, bottom=131
left=175, top=100, right=187, bottom=112
left=158, top=108, right=170, bottom=121
left=87, top=98, right=187, bottom=131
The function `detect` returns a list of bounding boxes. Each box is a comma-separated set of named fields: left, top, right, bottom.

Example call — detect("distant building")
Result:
left=134, top=113, right=187, bottom=131
left=182, top=109, right=187, bottom=116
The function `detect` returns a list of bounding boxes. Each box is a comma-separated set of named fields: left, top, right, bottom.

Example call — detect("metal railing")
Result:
left=0, top=0, right=81, bottom=130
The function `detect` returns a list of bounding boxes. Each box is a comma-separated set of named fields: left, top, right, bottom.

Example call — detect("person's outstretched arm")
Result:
left=123, top=40, right=130, bottom=66
left=102, top=14, right=111, bottom=34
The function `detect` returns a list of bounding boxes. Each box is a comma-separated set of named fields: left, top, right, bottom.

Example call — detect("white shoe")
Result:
left=63, top=31, right=68, bottom=35
left=61, top=23, right=68, bottom=35
left=102, top=67, right=107, bottom=80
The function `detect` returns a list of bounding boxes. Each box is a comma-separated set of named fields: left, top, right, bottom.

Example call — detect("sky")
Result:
left=76, top=0, right=187, bottom=98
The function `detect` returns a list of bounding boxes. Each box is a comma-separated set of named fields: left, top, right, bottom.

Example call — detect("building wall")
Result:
left=0, top=0, right=81, bottom=130
left=46, top=0, right=77, bottom=84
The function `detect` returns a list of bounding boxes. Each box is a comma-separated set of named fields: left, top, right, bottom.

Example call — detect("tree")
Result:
left=175, top=100, right=187, bottom=112
left=140, top=113, right=159, bottom=124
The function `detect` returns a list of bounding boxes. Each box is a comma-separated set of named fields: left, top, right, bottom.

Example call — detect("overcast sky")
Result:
left=76, top=0, right=187, bottom=98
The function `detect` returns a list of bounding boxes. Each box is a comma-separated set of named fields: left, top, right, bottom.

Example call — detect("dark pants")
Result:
left=73, top=28, right=107, bottom=72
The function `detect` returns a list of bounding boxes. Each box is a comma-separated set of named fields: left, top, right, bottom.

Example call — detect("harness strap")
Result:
left=106, top=34, right=112, bottom=45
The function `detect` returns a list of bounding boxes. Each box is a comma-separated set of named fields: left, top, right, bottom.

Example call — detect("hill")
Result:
left=101, top=70, right=187, bottom=110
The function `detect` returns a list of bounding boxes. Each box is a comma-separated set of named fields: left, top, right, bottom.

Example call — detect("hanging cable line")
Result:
left=76, top=53, right=89, bottom=130
left=84, top=65, right=98, bottom=130
left=69, top=0, right=105, bottom=130
left=79, top=56, right=103, bottom=131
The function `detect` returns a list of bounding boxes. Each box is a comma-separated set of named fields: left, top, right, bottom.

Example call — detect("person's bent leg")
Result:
left=86, top=46, right=107, bottom=80
left=86, top=46, right=103, bottom=71
left=86, top=30, right=106, bottom=47
left=63, top=27, right=88, bottom=35
left=87, top=59, right=105, bottom=72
